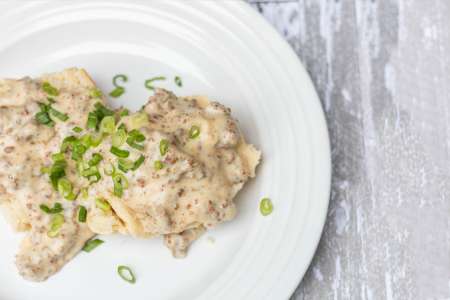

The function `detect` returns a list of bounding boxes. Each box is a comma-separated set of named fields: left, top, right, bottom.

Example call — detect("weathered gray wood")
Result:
left=249, top=1, right=450, bottom=299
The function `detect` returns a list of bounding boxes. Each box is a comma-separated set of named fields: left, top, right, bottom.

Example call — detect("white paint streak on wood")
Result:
left=250, top=0, right=450, bottom=299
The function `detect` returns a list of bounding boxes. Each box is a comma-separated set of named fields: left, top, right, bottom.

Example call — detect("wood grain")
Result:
left=249, top=1, right=450, bottom=299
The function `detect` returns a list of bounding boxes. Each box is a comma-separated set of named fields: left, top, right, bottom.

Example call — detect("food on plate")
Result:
left=0, top=68, right=261, bottom=281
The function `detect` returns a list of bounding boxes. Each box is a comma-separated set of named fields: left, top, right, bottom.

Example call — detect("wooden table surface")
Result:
left=248, top=0, right=450, bottom=299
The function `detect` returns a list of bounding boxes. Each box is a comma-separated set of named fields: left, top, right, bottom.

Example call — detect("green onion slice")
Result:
left=100, top=116, right=116, bottom=134
left=86, top=112, right=99, bottom=129
left=96, top=198, right=111, bottom=212
left=189, top=125, right=200, bottom=139
left=39, top=202, right=63, bottom=214
left=47, top=214, right=64, bottom=238
left=132, top=155, right=145, bottom=171
left=112, top=74, right=128, bottom=87
left=82, top=238, right=104, bottom=252
left=259, top=198, right=273, bottom=216
left=81, top=187, right=89, bottom=199
left=154, top=160, right=164, bottom=170
left=51, top=152, right=65, bottom=162
left=90, top=88, right=103, bottom=98
left=49, top=107, right=68, bottom=121
left=78, top=205, right=87, bottom=223
left=159, top=139, right=169, bottom=156
left=144, top=76, right=166, bottom=90
left=73, top=126, right=83, bottom=133
left=110, top=146, right=130, bottom=158
left=118, top=158, right=134, bottom=173
left=57, top=178, right=76, bottom=201
left=104, top=163, right=116, bottom=176
left=117, top=266, right=136, bottom=284
left=88, top=153, right=103, bottom=166
left=174, top=76, right=182, bottom=87
left=42, top=82, right=59, bottom=96
left=128, top=113, right=149, bottom=130
left=109, top=87, right=125, bottom=98
left=35, top=112, right=53, bottom=126
left=112, top=128, right=127, bottom=147
left=113, top=173, right=128, bottom=197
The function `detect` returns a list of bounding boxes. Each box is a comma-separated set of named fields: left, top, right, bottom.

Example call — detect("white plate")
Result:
left=0, top=1, right=330, bottom=300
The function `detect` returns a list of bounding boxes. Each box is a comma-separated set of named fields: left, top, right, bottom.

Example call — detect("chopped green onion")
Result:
left=49, top=107, right=68, bottom=121
left=88, top=173, right=101, bottom=183
left=144, top=76, right=166, bottom=90
left=86, top=112, right=99, bottom=129
left=61, top=136, right=77, bottom=152
left=81, top=165, right=99, bottom=177
left=57, top=178, right=76, bottom=201
left=117, top=123, right=127, bottom=131
left=154, top=160, right=164, bottom=170
left=96, top=198, right=111, bottom=212
left=73, top=126, right=83, bottom=133
left=42, top=82, right=59, bottom=96
left=47, top=214, right=64, bottom=238
left=35, top=111, right=54, bottom=127
left=109, top=87, right=125, bottom=98
left=128, top=112, right=149, bottom=130
left=174, top=76, right=182, bottom=87
left=94, top=102, right=115, bottom=118
left=49, top=160, right=67, bottom=190
left=88, top=153, right=103, bottom=166
left=81, top=187, right=89, bottom=199
left=189, top=125, right=200, bottom=139
left=159, top=139, right=169, bottom=156
left=117, top=266, right=136, bottom=284
left=132, top=155, right=145, bottom=171
left=110, top=146, right=129, bottom=158
left=39, top=202, right=63, bottom=214
left=112, top=74, right=128, bottom=87
left=112, top=128, right=127, bottom=147
left=78, top=205, right=87, bottom=223
left=100, top=116, right=116, bottom=134
left=89, top=133, right=103, bottom=147
left=113, top=173, right=128, bottom=197
left=120, top=108, right=129, bottom=117
left=259, top=198, right=273, bottom=216
left=104, top=163, right=116, bottom=176
left=72, top=143, right=87, bottom=161
left=82, top=238, right=104, bottom=252
left=118, top=158, right=134, bottom=173
left=90, top=88, right=103, bottom=98
left=47, top=97, right=56, bottom=104
left=128, top=129, right=145, bottom=142
left=51, top=152, right=65, bottom=162
left=126, top=129, right=145, bottom=150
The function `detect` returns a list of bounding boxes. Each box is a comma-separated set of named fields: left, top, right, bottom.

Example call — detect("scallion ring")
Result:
left=189, top=125, right=200, bottom=139
left=259, top=198, right=273, bottom=216
left=42, top=82, right=59, bottom=96
left=144, top=76, right=166, bottom=90
left=78, top=205, right=87, bottom=223
left=47, top=214, right=64, bottom=238
left=159, top=139, right=169, bottom=156
left=117, top=265, right=136, bottom=284
left=113, top=173, right=128, bottom=197
left=154, top=160, right=164, bottom=170
left=110, top=146, right=130, bottom=158
left=174, top=76, right=182, bottom=87
left=100, top=116, right=116, bottom=134
left=82, top=238, right=104, bottom=252
left=112, top=128, right=127, bottom=147
left=95, top=198, right=111, bottom=212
